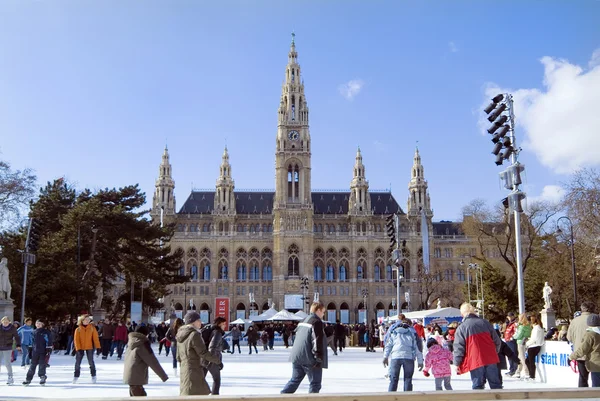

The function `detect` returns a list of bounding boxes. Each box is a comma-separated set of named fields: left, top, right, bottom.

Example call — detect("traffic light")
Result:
left=484, top=93, right=515, bottom=166
left=507, top=191, right=526, bottom=213
left=386, top=214, right=397, bottom=250
left=499, top=163, right=525, bottom=190
left=27, top=218, right=41, bottom=252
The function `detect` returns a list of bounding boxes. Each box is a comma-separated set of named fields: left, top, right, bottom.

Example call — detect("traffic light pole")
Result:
left=394, top=214, right=401, bottom=316
left=507, top=94, right=525, bottom=315
left=20, top=218, right=33, bottom=324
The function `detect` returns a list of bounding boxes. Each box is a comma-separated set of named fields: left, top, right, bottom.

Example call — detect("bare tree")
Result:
left=0, top=159, right=36, bottom=229
left=462, top=198, right=559, bottom=295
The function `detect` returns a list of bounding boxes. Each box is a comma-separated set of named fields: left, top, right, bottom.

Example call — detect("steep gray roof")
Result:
left=178, top=191, right=404, bottom=215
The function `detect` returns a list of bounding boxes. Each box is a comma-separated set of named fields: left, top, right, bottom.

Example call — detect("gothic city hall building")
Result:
left=150, top=37, right=468, bottom=324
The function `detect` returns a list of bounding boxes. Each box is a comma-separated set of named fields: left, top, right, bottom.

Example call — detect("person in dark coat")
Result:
left=324, top=324, right=337, bottom=355
left=266, top=325, right=275, bottom=350
left=496, top=330, right=520, bottom=387
left=100, top=320, right=115, bottom=359
left=0, top=316, right=21, bottom=385
left=155, top=322, right=167, bottom=355
left=281, top=302, right=328, bottom=394
left=334, top=320, right=346, bottom=352
left=123, top=325, right=168, bottom=396
left=229, top=325, right=242, bottom=354
left=202, top=317, right=227, bottom=395
left=23, top=320, right=51, bottom=386
left=243, top=326, right=259, bottom=354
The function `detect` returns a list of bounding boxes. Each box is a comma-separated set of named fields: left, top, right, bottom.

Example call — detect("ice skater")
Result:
left=73, top=314, right=101, bottom=384
left=0, top=316, right=21, bottom=385
left=23, top=320, right=51, bottom=386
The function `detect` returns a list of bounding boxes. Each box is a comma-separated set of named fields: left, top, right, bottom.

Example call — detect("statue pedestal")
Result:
left=541, top=308, right=556, bottom=330
left=91, top=308, right=107, bottom=322
left=0, top=299, right=15, bottom=322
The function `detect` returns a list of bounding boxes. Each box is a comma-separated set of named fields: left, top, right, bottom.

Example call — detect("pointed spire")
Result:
left=355, top=146, right=363, bottom=164
left=291, top=31, right=295, bottom=46
left=222, top=146, right=229, bottom=160
left=413, top=146, right=421, bottom=165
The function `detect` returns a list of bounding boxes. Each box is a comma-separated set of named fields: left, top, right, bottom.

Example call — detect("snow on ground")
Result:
left=3, top=345, right=571, bottom=399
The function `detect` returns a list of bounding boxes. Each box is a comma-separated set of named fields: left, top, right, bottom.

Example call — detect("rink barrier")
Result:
left=38, top=388, right=600, bottom=401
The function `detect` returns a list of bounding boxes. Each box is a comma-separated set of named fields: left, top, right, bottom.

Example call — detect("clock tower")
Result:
left=273, top=34, right=314, bottom=306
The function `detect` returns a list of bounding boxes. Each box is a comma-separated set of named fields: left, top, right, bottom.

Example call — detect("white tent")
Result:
left=230, top=318, right=251, bottom=325
left=249, top=307, right=278, bottom=322
left=268, top=309, right=303, bottom=321
left=294, top=310, right=308, bottom=319
left=388, top=307, right=462, bottom=321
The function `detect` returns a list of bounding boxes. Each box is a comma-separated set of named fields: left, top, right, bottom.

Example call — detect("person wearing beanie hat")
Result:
left=570, top=313, right=600, bottom=387
left=183, top=312, right=201, bottom=325
left=176, top=312, right=222, bottom=395
left=23, top=320, right=51, bottom=386
left=123, top=320, right=168, bottom=396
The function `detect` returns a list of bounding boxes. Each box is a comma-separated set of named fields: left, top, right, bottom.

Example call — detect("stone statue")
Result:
left=437, top=299, right=442, bottom=309
left=170, top=299, right=175, bottom=313
left=0, top=258, right=11, bottom=300
left=543, top=282, right=553, bottom=310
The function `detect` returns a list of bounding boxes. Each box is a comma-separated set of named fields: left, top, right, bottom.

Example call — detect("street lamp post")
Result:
left=557, top=216, right=577, bottom=308
left=361, top=288, right=369, bottom=324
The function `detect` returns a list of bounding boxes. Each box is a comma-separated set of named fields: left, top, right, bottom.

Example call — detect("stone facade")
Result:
left=150, top=36, right=476, bottom=324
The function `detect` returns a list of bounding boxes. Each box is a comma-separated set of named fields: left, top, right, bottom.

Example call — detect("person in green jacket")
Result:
left=176, top=312, right=222, bottom=396
left=511, top=314, right=532, bottom=379
left=123, top=325, right=168, bottom=396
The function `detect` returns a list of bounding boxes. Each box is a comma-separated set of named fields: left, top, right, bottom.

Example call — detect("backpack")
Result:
left=201, top=324, right=214, bottom=345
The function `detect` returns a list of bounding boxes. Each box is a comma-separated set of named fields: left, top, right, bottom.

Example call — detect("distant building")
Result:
left=151, top=36, right=478, bottom=324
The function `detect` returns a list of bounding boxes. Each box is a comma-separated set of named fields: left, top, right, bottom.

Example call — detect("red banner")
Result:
left=215, top=297, right=230, bottom=330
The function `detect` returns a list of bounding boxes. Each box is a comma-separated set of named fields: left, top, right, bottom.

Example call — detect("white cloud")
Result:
left=528, top=184, right=566, bottom=205
left=479, top=48, right=600, bottom=174
left=449, top=41, right=458, bottom=53
left=338, top=79, right=364, bottom=100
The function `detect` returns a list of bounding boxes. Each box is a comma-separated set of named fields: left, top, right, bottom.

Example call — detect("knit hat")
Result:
left=184, top=311, right=201, bottom=325
left=135, top=325, right=149, bottom=336
left=587, top=313, right=600, bottom=327
left=426, top=337, right=439, bottom=349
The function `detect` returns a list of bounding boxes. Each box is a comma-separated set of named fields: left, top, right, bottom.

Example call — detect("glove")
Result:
left=418, top=362, right=424, bottom=371
left=423, top=370, right=430, bottom=377
left=218, top=363, right=224, bottom=370
left=383, top=357, right=389, bottom=367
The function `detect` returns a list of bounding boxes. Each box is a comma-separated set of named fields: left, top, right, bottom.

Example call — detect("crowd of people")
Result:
left=0, top=299, right=598, bottom=395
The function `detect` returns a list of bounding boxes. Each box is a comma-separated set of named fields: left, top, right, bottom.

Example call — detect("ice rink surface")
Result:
left=3, top=344, right=571, bottom=399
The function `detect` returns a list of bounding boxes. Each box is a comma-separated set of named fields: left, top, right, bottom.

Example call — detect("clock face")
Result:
left=288, top=130, right=299, bottom=140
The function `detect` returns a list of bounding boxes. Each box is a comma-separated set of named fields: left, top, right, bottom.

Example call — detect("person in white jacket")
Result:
left=525, top=315, right=545, bottom=381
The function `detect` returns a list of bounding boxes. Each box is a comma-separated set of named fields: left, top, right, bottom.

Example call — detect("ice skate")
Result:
left=40, top=376, right=47, bottom=386
left=7, top=375, right=14, bottom=385
left=72, top=377, right=78, bottom=384
left=91, top=376, right=97, bottom=384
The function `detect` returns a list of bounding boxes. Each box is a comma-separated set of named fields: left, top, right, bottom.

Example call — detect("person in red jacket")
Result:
left=113, top=321, right=129, bottom=360
left=413, top=321, right=425, bottom=340
left=453, top=303, right=502, bottom=390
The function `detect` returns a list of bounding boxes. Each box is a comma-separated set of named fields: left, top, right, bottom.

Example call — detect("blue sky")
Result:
left=1, top=1, right=599, bottom=221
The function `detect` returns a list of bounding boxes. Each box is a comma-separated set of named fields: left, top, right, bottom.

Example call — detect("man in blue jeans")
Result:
left=383, top=318, right=423, bottom=392
left=281, top=302, right=328, bottom=394
left=454, top=303, right=502, bottom=389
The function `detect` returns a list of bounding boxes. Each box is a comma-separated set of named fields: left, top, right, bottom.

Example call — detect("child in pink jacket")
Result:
left=423, top=338, right=453, bottom=390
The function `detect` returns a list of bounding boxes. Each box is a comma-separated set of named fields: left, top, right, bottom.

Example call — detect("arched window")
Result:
left=262, top=264, right=272, bottom=281
left=374, top=264, right=381, bottom=281
left=219, top=265, right=228, bottom=280
left=202, top=264, right=210, bottom=281
left=179, top=265, right=185, bottom=276
left=314, top=264, right=323, bottom=281
left=326, top=265, right=335, bottom=281
left=237, top=263, right=247, bottom=281
left=191, top=264, right=198, bottom=281
left=357, top=265, right=363, bottom=280
left=237, top=224, right=243, bottom=232
left=250, top=263, right=259, bottom=281
left=339, top=265, right=346, bottom=281
left=288, top=256, right=299, bottom=276
left=386, top=265, right=393, bottom=280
